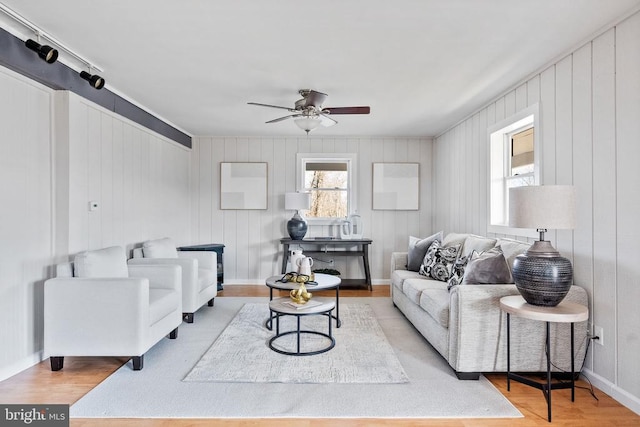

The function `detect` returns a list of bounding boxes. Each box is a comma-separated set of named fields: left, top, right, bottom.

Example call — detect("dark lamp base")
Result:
left=512, top=241, right=573, bottom=307
left=287, top=217, right=308, bottom=240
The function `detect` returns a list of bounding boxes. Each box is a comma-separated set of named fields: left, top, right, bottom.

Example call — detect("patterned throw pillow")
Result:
left=419, top=240, right=461, bottom=282
left=447, top=252, right=472, bottom=291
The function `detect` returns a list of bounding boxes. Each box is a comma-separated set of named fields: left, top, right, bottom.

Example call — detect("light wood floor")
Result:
left=1, top=285, right=638, bottom=426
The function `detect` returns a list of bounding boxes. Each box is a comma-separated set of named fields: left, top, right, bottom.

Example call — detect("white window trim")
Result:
left=487, top=103, right=540, bottom=238
left=296, top=152, right=358, bottom=226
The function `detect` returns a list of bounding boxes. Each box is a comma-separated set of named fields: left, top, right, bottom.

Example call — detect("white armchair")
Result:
left=128, top=237, right=218, bottom=323
left=44, top=246, right=182, bottom=371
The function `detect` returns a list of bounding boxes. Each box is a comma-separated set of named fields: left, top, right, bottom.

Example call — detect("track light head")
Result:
left=80, top=71, right=105, bottom=90
left=25, top=39, right=58, bottom=64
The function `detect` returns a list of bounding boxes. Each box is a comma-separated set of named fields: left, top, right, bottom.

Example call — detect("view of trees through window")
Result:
left=304, top=163, right=348, bottom=219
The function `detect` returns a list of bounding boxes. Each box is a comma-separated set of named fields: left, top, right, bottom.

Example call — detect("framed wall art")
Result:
left=220, top=162, right=268, bottom=209
left=372, top=163, right=419, bottom=210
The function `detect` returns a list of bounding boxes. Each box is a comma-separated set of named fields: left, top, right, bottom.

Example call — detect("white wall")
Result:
left=191, top=136, right=433, bottom=284
left=0, top=68, right=192, bottom=381
left=433, top=12, right=640, bottom=413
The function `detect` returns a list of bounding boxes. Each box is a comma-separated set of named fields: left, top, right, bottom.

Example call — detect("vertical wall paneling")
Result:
left=433, top=11, right=640, bottom=413
left=615, top=12, right=640, bottom=399
left=591, top=28, right=617, bottom=381
left=192, top=136, right=433, bottom=284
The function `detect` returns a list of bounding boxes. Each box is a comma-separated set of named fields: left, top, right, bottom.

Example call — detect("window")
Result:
left=488, top=104, right=539, bottom=236
left=296, top=153, right=357, bottom=224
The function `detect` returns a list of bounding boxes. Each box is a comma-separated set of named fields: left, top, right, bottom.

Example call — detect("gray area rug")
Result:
left=184, top=303, right=408, bottom=384
left=71, top=297, right=522, bottom=419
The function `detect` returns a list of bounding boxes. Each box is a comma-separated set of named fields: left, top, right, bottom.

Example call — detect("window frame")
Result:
left=296, top=152, right=358, bottom=225
left=487, top=103, right=540, bottom=238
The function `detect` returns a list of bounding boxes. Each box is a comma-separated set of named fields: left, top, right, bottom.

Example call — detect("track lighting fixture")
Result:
left=24, top=39, right=58, bottom=64
left=80, top=71, right=105, bottom=90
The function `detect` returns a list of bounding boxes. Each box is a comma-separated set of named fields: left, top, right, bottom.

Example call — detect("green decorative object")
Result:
left=313, top=268, right=341, bottom=276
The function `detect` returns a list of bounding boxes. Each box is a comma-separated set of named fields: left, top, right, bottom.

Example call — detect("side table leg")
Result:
left=506, top=312, right=511, bottom=392
left=546, top=321, right=552, bottom=422
left=335, top=287, right=341, bottom=328
left=281, top=243, right=290, bottom=274
left=363, top=244, right=372, bottom=291
left=296, top=316, right=301, bottom=355
left=571, top=322, right=575, bottom=402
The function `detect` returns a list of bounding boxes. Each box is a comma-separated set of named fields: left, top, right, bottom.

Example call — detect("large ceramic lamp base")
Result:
left=512, top=241, right=573, bottom=307
left=287, top=213, right=307, bottom=240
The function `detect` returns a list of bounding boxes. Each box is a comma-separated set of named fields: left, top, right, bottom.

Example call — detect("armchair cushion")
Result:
left=74, top=246, right=128, bottom=278
left=143, top=237, right=178, bottom=258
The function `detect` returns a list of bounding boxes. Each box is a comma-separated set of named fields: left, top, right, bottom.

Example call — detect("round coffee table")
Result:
left=268, top=297, right=336, bottom=356
left=265, top=273, right=341, bottom=329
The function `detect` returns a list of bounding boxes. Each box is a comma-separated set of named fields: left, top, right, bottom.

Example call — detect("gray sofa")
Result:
left=391, top=232, right=588, bottom=380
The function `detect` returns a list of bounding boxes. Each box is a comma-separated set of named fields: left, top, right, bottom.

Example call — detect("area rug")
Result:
left=70, top=297, right=522, bottom=419
left=184, top=303, right=408, bottom=384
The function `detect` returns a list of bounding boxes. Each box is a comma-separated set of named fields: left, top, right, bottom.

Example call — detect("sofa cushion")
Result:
left=461, top=235, right=497, bottom=257
left=391, top=269, right=422, bottom=291
left=462, top=246, right=513, bottom=284
left=419, top=288, right=450, bottom=328
left=149, top=288, right=180, bottom=325
left=407, top=231, right=443, bottom=271
left=143, top=237, right=178, bottom=259
left=442, top=233, right=469, bottom=249
left=402, top=278, right=446, bottom=304
left=74, top=246, right=128, bottom=278
left=419, top=240, right=461, bottom=282
left=496, top=238, right=531, bottom=272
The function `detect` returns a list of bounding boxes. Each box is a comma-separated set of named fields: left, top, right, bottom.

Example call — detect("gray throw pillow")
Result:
left=407, top=231, right=443, bottom=271
left=462, top=246, right=513, bottom=285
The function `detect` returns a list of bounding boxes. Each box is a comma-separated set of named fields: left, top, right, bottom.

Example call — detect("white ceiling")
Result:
left=2, top=0, right=640, bottom=138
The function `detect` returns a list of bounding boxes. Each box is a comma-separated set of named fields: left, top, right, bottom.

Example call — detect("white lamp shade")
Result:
left=509, top=185, right=576, bottom=230
left=285, top=192, right=311, bottom=211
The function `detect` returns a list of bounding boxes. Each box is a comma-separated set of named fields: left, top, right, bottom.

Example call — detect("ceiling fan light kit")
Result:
left=248, top=89, right=370, bottom=134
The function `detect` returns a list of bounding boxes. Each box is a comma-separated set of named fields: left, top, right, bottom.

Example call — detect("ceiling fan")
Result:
left=248, top=89, right=370, bottom=134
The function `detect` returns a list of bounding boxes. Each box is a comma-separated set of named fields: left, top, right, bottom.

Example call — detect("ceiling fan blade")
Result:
left=304, top=90, right=328, bottom=108
left=322, top=106, right=370, bottom=115
left=265, top=114, right=302, bottom=124
left=248, top=102, right=296, bottom=112
left=319, top=113, right=337, bottom=127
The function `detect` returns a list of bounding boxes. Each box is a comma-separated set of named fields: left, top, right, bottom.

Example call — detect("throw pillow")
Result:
left=407, top=231, right=443, bottom=271
left=447, top=252, right=472, bottom=291
left=74, top=246, right=129, bottom=278
left=142, top=237, right=178, bottom=258
left=462, top=246, right=513, bottom=284
left=419, top=240, right=461, bottom=282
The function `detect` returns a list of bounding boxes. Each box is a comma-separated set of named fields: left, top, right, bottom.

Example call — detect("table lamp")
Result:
left=509, top=185, right=576, bottom=306
left=285, top=192, right=311, bottom=240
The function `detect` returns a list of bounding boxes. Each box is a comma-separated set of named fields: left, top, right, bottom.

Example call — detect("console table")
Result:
left=280, top=238, right=372, bottom=290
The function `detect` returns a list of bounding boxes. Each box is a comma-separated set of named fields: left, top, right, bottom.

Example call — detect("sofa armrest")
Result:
left=391, top=252, right=408, bottom=272
left=128, top=264, right=182, bottom=292
left=178, top=251, right=216, bottom=271
left=44, top=277, right=150, bottom=356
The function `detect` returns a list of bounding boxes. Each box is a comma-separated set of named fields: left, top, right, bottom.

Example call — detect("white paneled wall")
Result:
left=57, top=92, right=191, bottom=255
left=191, top=136, right=433, bottom=284
left=0, top=68, right=52, bottom=379
left=433, top=12, right=640, bottom=411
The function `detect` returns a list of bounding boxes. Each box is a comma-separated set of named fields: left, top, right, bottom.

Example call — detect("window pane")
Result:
left=304, top=169, right=348, bottom=190
left=305, top=189, right=348, bottom=218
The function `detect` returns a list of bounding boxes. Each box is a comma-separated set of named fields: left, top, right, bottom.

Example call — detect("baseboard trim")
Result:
left=582, top=368, right=640, bottom=416
left=0, top=352, right=43, bottom=382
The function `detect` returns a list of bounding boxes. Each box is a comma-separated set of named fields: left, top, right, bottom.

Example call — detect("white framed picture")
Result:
left=220, top=162, right=268, bottom=209
left=372, top=163, right=419, bottom=210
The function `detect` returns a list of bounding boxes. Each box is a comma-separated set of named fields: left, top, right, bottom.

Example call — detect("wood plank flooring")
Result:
left=1, top=285, right=638, bottom=426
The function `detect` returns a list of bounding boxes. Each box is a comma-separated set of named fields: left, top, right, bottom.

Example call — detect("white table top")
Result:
left=266, top=273, right=341, bottom=291
left=269, top=297, right=336, bottom=315
left=500, top=295, right=589, bottom=323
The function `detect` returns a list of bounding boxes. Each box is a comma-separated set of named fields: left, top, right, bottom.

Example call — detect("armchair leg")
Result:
left=169, top=327, right=179, bottom=339
left=50, top=357, right=64, bottom=371
left=183, top=313, right=194, bottom=323
left=132, top=355, right=144, bottom=371
left=208, top=298, right=215, bottom=307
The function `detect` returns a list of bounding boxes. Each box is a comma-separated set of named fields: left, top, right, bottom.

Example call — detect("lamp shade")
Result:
left=509, top=185, right=576, bottom=230
left=285, top=192, right=311, bottom=211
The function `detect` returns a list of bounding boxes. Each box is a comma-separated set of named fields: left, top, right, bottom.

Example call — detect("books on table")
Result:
left=281, top=299, right=323, bottom=310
